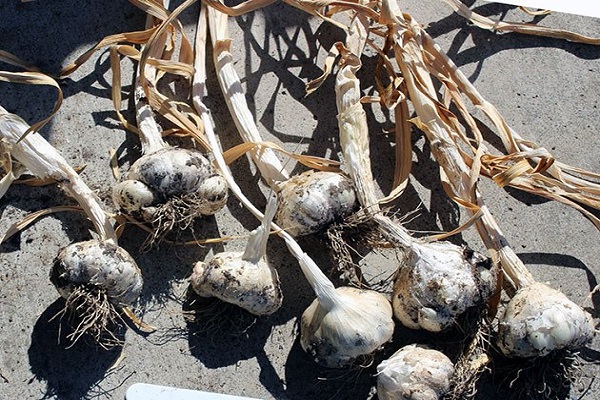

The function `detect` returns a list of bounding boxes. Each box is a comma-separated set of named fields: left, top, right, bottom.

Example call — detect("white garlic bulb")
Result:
left=113, top=147, right=228, bottom=222
left=50, top=239, right=143, bottom=307
left=189, top=194, right=282, bottom=316
left=497, top=281, right=595, bottom=358
left=393, top=242, right=496, bottom=332
left=190, top=251, right=282, bottom=316
left=275, top=170, right=357, bottom=237
left=376, top=344, right=454, bottom=400
left=300, top=286, right=394, bottom=368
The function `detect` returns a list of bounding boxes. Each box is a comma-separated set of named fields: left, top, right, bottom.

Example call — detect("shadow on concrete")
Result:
left=28, top=299, right=130, bottom=400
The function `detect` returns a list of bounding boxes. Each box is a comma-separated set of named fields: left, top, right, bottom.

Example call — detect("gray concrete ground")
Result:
left=0, top=1, right=599, bottom=399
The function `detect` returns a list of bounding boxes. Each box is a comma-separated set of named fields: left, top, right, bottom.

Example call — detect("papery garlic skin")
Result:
left=113, top=148, right=228, bottom=221
left=50, top=240, right=143, bottom=307
left=377, top=344, right=454, bottom=400
left=275, top=170, right=357, bottom=237
left=190, top=251, right=283, bottom=316
left=393, top=242, right=495, bottom=332
left=300, top=286, right=394, bottom=368
left=497, top=282, right=595, bottom=358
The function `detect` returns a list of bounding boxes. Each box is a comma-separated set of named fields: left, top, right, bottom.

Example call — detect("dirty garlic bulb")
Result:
left=113, top=81, right=228, bottom=238
left=497, top=281, right=595, bottom=358
left=190, top=194, right=282, bottom=316
left=393, top=242, right=496, bottom=332
left=275, top=170, right=357, bottom=237
left=377, top=344, right=455, bottom=400
left=300, top=285, right=394, bottom=368
left=113, top=147, right=228, bottom=220
left=0, top=107, right=145, bottom=345
left=51, top=240, right=143, bottom=308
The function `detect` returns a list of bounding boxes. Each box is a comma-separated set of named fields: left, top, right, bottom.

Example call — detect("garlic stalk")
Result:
left=376, top=344, right=455, bottom=400
left=334, top=10, right=495, bottom=332
left=0, top=106, right=144, bottom=346
left=190, top=193, right=283, bottom=315
left=193, top=4, right=394, bottom=367
left=203, top=6, right=357, bottom=237
left=112, top=3, right=228, bottom=239
left=384, top=3, right=595, bottom=357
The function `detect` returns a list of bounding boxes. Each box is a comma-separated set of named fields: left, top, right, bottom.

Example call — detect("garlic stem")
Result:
left=335, top=12, right=380, bottom=213
left=0, top=106, right=117, bottom=243
left=242, top=192, right=277, bottom=264
left=134, top=1, right=171, bottom=156
left=134, top=82, right=167, bottom=155
left=205, top=9, right=289, bottom=184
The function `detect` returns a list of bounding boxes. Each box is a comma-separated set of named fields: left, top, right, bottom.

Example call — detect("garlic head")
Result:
left=50, top=239, right=143, bottom=307
left=376, top=344, right=454, bottom=400
left=497, top=281, right=595, bottom=358
left=392, top=242, right=496, bottom=332
left=300, top=286, right=394, bottom=368
left=190, top=251, right=282, bottom=316
left=275, top=170, right=357, bottom=237
left=124, top=147, right=228, bottom=217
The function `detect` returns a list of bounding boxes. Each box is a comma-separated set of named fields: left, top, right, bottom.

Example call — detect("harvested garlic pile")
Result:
left=376, top=344, right=454, bottom=400
left=190, top=194, right=283, bottom=316
left=194, top=9, right=394, bottom=366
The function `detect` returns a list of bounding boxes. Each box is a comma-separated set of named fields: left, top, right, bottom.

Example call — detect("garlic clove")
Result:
left=275, top=170, right=357, bottom=237
left=392, top=242, right=496, bottom=332
left=50, top=239, right=143, bottom=307
left=300, top=286, right=394, bottom=368
left=376, top=344, right=454, bottom=400
left=190, top=251, right=283, bottom=316
left=497, top=281, right=595, bottom=358
left=194, top=174, right=229, bottom=215
left=112, top=179, right=159, bottom=219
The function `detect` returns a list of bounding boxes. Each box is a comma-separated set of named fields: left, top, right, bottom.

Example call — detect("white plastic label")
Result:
left=483, top=0, right=600, bottom=18
left=126, top=383, right=263, bottom=400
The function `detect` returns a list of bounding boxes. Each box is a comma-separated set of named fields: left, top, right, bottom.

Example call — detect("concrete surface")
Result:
left=0, top=1, right=599, bottom=399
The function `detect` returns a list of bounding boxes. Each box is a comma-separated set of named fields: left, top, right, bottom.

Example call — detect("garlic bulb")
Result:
left=300, top=286, right=394, bottom=368
left=113, top=147, right=228, bottom=222
left=51, top=240, right=143, bottom=308
left=376, top=344, right=454, bottom=400
left=189, top=194, right=282, bottom=316
left=392, top=242, right=496, bottom=332
left=497, top=281, right=595, bottom=358
left=275, top=170, right=357, bottom=237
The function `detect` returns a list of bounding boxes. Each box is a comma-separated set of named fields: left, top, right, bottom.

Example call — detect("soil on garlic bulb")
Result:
left=50, top=240, right=143, bottom=348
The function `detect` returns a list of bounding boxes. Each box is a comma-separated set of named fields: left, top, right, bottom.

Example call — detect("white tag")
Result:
left=483, top=0, right=600, bottom=18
